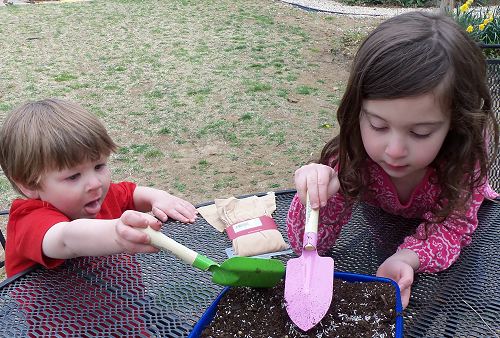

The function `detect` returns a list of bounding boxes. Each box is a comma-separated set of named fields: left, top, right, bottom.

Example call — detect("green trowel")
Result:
left=140, top=227, right=285, bottom=288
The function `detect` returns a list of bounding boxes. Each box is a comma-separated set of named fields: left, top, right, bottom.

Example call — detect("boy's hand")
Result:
left=115, top=210, right=162, bottom=254
left=294, top=163, right=339, bottom=209
left=376, top=249, right=419, bottom=309
left=151, top=192, right=197, bottom=223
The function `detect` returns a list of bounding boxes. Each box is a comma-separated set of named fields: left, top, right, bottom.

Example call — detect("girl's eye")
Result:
left=95, top=163, right=106, bottom=171
left=411, top=131, right=431, bottom=138
left=370, top=123, right=387, bottom=131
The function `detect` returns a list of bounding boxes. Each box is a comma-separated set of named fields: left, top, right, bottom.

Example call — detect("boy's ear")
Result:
left=15, top=182, right=40, bottom=199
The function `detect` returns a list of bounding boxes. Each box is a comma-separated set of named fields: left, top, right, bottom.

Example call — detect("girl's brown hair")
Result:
left=0, top=98, right=117, bottom=196
left=320, top=11, right=498, bottom=220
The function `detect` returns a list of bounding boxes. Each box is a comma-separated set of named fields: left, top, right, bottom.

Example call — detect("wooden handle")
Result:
left=140, top=226, right=198, bottom=266
left=303, top=193, right=319, bottom=250
left=305, top=193, right=319, bottom=234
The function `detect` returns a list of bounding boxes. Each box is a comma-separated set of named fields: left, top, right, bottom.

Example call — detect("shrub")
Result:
left=451, top=0, right=499, bottom=57
left=339, top=0, right=436, bottom=7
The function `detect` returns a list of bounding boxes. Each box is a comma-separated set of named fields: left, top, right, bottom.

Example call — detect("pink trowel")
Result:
left=284, top=193, right=334, bottom=331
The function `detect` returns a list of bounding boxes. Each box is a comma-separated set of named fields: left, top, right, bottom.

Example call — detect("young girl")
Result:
left=0, top=99, right=198, bottom=277
left=287, top=11, right=498, bottom=308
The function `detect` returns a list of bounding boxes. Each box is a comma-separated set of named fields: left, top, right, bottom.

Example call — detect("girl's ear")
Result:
left=15, top=182, right=40, bottom=199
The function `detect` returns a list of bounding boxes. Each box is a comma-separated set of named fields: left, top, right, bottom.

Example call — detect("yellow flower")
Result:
left=466, top=25, right=474, bottom=32
left=483, top=18, right=490, bottom=25
left=479, top=23, right=485, bottom=30
left=460, top=4, right=469, bottom=12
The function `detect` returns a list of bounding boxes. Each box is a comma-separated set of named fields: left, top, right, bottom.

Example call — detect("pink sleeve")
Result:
left=399, top=188, right=485, bottom=273
left=286, top=192, right=352, bottom=255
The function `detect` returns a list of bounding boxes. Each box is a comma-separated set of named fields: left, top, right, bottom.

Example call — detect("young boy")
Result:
left=0, top=98, right=198, bottom=277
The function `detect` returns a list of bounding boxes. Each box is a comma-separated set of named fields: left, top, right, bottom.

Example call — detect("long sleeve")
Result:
left=398, top=187, right=486, bottom=273
left=286, top=192, right=353, bottom=255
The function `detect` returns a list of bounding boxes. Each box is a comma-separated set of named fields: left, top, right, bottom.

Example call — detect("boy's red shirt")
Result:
left=5, top=181, right=137, bottom=277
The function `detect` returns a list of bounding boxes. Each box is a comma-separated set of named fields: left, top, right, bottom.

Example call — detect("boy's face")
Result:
left=35, top=156, right=112, bottom=220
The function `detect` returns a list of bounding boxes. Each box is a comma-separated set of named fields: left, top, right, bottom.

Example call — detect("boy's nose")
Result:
left=385, top=136, right=408, bottom=159
left=86, top=175, right=102, bottom=191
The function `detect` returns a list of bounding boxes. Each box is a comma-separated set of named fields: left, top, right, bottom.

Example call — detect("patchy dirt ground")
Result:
left=0, top=0, right=383, bottom=279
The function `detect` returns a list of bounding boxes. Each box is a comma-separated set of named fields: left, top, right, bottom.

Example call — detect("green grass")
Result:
left=0, top=0, right=380, bottom=214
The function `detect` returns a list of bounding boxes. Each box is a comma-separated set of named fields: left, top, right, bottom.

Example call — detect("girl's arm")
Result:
left=133, top=186, right=197, bottom=223
left=42, top=210, right=161, bottom=259
left=398, top=188, right=486, bottom=273
left=376, top=249, right=419, bottom=309
left=286, top=192, right=352, bottom=255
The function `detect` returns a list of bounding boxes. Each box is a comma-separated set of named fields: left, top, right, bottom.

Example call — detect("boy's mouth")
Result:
left=84, top=198, right=101, bottom=216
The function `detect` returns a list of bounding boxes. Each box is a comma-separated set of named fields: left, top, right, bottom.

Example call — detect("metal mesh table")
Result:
left=487, top=58, right=500, bottom=190
left=1, top=54, right=499, bottom=338
left=0, top=190, right=499, bottom=337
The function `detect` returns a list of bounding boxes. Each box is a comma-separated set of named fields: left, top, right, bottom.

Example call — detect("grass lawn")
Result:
left=0, top=0, right=382, bottom=278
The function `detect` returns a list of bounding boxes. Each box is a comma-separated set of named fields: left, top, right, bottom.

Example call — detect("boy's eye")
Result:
left=66, top=173, right=80, bottom=181
left=95, top=163, right=106, bottom=170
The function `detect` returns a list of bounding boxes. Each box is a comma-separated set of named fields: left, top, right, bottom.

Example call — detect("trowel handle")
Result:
left=140, top=227, right=218, bottom=271
left=303, top=193, right=319, bottom=250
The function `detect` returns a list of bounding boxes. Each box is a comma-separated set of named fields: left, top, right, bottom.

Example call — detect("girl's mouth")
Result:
left=385, top=163, right=408, bottom=171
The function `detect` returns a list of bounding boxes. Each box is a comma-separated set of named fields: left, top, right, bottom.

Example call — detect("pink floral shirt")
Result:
left=286, top=159, right=498, bottom=273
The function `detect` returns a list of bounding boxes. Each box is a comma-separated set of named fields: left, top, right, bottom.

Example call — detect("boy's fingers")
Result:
left=152, top=207, right=169, bottom=223
left=181, top=201, right=198, bottom=215
left=174, top=202, right=198, bottom=220
left=166, top=208, right=192, bottom=223
left=122, top=210, right=161, bottom=229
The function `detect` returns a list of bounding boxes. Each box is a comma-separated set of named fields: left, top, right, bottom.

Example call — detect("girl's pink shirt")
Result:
left=286, top=159, right=498, bottom=273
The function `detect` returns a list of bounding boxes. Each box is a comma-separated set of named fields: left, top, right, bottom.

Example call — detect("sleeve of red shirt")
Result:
left=6, top=200, right=69, bottom=276
left=5, top=181, right=137, bottom=277
left=97, top=181, right=137, bottom=219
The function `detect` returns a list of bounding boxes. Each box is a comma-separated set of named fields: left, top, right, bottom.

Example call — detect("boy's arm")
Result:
left=42, top=210, right=161, bottom=259
left=133, top=186, right=197, bottom=223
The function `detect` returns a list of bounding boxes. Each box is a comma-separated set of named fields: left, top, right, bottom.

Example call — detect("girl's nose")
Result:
left=385, top=135, right=408, bottom=159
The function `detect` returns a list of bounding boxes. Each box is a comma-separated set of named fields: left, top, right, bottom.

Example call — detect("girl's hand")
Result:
left=376, top=249, right=419, bottom=309
left=151, top=192, right=198, bottom=223
left=294, top=163, right=339, bottom=209
left=115, top=210, right=162, bottom=254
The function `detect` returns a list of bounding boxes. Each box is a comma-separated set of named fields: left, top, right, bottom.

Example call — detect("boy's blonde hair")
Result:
left=0, top=98, right=117, bottom=196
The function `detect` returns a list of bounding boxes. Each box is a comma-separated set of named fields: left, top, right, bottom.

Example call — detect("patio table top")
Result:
left=0, top=189, right=498, bottom=337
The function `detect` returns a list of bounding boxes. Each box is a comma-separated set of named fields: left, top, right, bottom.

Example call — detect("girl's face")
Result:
left=359, top=92, right=450, bottom=182
left=34, top=156, right=111, bottom=220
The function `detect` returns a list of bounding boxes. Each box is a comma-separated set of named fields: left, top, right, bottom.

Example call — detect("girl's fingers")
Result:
left=306, top=171, right=321, bottom=209
left=326, top=177, right=340, bottom=204
left=295, top=164, right=337, bottom=209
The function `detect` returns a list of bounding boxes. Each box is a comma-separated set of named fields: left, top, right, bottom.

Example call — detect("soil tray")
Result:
left=190, top=271, right=404, bottom=338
